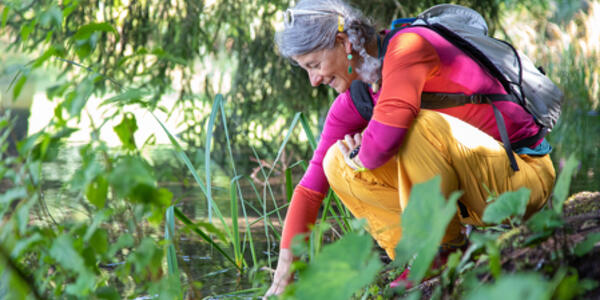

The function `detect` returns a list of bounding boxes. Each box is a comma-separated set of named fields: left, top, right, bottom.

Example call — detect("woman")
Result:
left=265, top=0, right=555, bottom=295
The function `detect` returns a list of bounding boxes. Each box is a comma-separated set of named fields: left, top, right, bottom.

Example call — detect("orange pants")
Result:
left=322, top=110, right=555, bottom=259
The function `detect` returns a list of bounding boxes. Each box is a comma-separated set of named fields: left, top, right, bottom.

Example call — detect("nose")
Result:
left=308, top=70, right=322, bottom=87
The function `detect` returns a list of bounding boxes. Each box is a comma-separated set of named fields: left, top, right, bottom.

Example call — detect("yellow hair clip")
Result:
left=338, top=16, right=344, bottom=32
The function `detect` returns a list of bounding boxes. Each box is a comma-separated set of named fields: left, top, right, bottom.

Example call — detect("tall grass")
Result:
left=154, top=93, right=355, bottom=278
left=501, top=2, right=600, bottom=190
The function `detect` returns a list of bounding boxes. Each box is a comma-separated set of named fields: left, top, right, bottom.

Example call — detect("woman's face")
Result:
left=293, top=34, right=358, bottom=93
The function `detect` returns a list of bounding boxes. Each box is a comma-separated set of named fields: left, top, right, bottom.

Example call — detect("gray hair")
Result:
left=275, top=0, right=381, bottom=83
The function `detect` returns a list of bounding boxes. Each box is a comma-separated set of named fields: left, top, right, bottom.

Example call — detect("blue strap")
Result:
left=391, top=18, right=417, bottom=29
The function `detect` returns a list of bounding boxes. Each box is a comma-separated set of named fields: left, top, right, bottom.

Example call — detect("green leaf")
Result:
left=394, top=176, right=460, bottom=283
left=284, top=232, right=382, bottom=300
left=12, top=74, right=27, bottom=101
left=0, top=187, right=27, bottom=205
left=182, top=220, right=227, bottom=244
left=67, top=76, right=95, bottom=117
left=75, top=41, right=93, bottom=59
left=33, top=47, right=57, bottom=68
left=482, top=187, right=530, bottom=225
left=39, top=5, right=63, bottom=28
left=95, top=286, right=120, bottom=300
left=16, top=198, right=36, bottom=234
left=1, top=7, right=9, bottom=29
left=73, top=22, right=119, bottom=41
left=526, top=209, right=563, bottom=233
left=553, top=155, right=579, bottom=214
left=128, top=237, right=163, bottom=279
left=107, top=156, right=155, bottom=198
left=83, top=209, right=111, bottom=243
left=108, top=233, right=135, bottom=257
left=86, top=175, right=108, bottom=208
left=90, top=228, right=109, bottom=256
left=50, top=235, right=88, bottom=274
left=465, top=272, right=550, bottom=300
left=113, top=113, right=138, bottom=150
left=102, top=89, right=151, bottom=106
left=574, top=233, right=600, bottom=257
left=65, top=272, right=95, bottom=296
left=11, top=233, right=43, bottom=258
left=20, top=21, right=33, bottom=41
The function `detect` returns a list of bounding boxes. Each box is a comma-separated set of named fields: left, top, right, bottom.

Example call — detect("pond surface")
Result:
left=39, top=145, right=281, bottom=298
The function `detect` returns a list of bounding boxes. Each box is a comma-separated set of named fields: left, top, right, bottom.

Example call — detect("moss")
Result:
left=563, top=192, right=600, bottom=217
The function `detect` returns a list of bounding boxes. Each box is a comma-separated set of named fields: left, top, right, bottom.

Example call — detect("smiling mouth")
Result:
left=328, top=77, right=336, bottom=86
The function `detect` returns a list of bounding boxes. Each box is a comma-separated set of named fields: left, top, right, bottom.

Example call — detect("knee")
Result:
left=322, top=143, right=345, bottom=182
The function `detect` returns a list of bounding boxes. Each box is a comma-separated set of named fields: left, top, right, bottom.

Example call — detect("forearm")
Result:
left=280, top=185, right=324, bottom=249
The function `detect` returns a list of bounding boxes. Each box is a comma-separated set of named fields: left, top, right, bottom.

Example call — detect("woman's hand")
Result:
left=337, top=133, right=366, bottom=170
left=264, top=248, right=294, bottom=298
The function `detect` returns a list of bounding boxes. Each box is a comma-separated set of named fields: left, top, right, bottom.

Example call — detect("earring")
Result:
left=347, top=54, right=353, bottom=74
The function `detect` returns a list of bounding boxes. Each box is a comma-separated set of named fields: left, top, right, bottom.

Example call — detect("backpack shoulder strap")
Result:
left=348, top=28, right=406, bottom=122
left=350, top=80, right=373, bottom=121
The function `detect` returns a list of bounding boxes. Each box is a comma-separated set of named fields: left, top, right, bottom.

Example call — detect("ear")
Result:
left=335, top=32, right=353, bottom=54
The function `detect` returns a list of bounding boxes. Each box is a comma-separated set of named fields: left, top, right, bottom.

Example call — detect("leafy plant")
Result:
left=393, top=176, right=461, bottom=284
left=282, top=232, right=382, bottom=300
left=482, top=187, right=530, bottom=227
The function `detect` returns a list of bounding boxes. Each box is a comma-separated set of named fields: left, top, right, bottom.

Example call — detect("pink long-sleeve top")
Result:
left=280, top=26, right=542, bottom=249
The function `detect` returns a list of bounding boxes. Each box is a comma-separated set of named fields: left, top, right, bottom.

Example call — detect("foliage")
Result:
left=393, top=176, right=461, bottom=284
left=0, top=0, right=508, bottom=174
left=482, top=188, right=530, bottom=227
left=464, top=272, right=551, bottom=300
left=0, top=0, right=599, bottom=298
left=283, top=232, right=382, bottom=300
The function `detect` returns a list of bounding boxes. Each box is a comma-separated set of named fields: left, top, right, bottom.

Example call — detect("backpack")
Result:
left=350, top=4, right=563, bottom=171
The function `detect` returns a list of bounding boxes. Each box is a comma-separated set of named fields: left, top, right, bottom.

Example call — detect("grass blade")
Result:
left=165, top=206, right=179, bottom=276
left=205, top=94, right=222, bottom=223
left=299, top=112, right=317, bottom=151
left=173, top=207, right=240, bottom=271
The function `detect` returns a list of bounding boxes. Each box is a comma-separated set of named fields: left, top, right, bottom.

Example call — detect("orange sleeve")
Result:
left=280, top=185, right=324, bottom=249
left=374, top=32, right=440, bottom=128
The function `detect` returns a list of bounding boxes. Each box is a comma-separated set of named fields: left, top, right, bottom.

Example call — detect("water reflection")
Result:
left=40, top=145, right=275, bottom=298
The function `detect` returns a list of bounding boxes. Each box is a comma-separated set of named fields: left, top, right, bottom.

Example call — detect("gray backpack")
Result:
left=350, top=4, right=563, bottom=171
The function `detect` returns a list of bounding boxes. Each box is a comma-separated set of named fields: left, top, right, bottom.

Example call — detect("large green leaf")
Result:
left=49, top=235, right=94, bottom=282
left=107, top=155, right=155, bottom=198
left=574, top=232, right=600, bottom=257
left=394, top=176, right=461, bottom=283
left=465, top=272, right=550, bottom=300
left=482, top=187, right=530, bottom=225
left=1, top=7, right=9, bottom=29
left=73, top=22, right=119, bottom=41
left=86, top=175, right=108, bottom=208
left=526, top=209, right=564, bottom=233
left=284, top=232, right=382, bottom=300
left=113, top=113, right=138, bottom=150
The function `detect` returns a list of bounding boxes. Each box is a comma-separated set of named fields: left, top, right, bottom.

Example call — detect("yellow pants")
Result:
left=322, top=110, right=555, bottom=259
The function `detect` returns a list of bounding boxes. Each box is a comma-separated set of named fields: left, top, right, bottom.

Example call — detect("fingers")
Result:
left=337, top=140, right=349, bottom=156
left=264, top=280, right=287, bottom=299
left=343, top=133, right=362, bottom=150
left=353, top=132, right=362, bottom=145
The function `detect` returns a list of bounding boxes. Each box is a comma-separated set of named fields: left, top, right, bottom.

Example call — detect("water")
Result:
left=38, top=145, right=279, bottom=298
